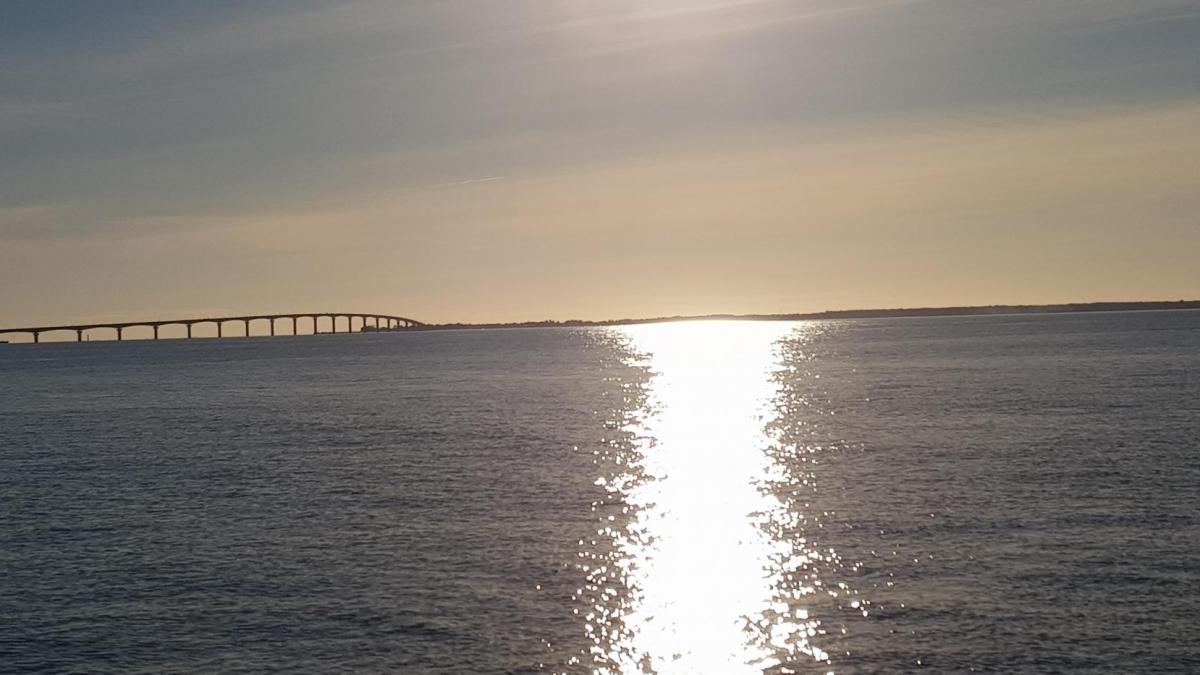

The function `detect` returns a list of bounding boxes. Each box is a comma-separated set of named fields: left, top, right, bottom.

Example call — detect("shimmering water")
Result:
left=2, top=311, right=1198, bottom=673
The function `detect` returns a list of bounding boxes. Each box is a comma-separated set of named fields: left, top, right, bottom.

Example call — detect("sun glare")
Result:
left=584, top=321, right=829, bottom=673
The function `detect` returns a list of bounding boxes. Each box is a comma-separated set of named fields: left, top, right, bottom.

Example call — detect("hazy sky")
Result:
left=2, top=0, right=1198, bottom=325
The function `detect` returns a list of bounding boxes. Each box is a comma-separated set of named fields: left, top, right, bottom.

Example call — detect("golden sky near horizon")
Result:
left=1, top=1, right=1198, bottom=326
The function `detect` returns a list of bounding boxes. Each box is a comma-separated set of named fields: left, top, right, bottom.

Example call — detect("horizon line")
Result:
left=4, top=299, right=1198, bottom=343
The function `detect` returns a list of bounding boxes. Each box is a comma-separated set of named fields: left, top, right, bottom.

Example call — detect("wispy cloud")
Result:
left=0, top=0, right=1196, bottom=323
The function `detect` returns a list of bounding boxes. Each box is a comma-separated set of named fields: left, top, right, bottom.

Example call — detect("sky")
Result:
left=2, top=0, right=1198, bottom=327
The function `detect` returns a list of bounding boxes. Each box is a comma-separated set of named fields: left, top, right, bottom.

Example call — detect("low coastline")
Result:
left=423, top=300, right=1200, bottom=330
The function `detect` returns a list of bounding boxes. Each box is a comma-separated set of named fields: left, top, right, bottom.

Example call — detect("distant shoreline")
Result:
left=424, top=300, right=1200, bottom=330
left=4, top=301, right=1197, bottom=344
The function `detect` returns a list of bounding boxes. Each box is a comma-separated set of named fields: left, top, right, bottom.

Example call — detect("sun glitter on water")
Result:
left=575, top=321, right=834, bottom=674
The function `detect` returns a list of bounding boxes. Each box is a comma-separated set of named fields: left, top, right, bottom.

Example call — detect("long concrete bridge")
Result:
left=0, top=312, right=425, bottom=344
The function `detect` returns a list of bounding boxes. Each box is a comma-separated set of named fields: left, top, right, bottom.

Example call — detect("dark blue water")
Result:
left=2, top=311, right=1198, bottom=673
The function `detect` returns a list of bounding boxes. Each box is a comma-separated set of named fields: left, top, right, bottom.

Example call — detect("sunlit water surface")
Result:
left=2, top=311, right=1198, bottom=673
left=582, top=322, right=828, bottom=674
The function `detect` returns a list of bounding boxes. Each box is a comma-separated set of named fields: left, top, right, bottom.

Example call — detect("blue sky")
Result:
left=2, top=1, right=1198, bottom=326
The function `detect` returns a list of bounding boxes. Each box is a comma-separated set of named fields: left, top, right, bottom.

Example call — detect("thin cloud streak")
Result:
left=0, top=0, right=1197, bottom=323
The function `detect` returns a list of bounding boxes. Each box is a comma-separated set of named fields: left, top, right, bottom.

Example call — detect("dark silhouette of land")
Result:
left=426, top=300, right=1200, bottom=330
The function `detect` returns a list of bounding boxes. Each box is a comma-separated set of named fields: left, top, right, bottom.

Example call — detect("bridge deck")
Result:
left=0, top=312, right=425, bottom=343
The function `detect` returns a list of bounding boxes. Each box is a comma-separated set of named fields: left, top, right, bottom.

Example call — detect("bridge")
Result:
left=0, top=312, right=425, bottom=344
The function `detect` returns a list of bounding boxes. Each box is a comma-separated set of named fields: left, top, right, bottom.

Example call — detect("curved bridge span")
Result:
left=0, top=312, right=425, bottom=344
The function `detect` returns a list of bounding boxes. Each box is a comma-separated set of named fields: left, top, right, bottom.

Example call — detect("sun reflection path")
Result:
left=581, top=321, right=833, bottom=674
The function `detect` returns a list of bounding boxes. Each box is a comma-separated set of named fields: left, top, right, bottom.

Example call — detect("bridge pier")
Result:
left=77, top=329, right=84, bottom=342
left=117, top=327, right=123, bottom=341
left=186, top=323, right=193, bottom=339
left=32, top=331, right=40, bottom=344
left=217, top=323, right=223, bottom=338
left=153, top=325, right=159, bottom=340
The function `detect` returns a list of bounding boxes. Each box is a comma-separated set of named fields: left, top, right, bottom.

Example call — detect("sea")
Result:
left=2, top=310, right=1198, bottom=674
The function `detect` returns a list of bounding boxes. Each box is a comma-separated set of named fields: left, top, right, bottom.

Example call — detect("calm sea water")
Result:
left=2, top=311, right=1198, bottom=673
